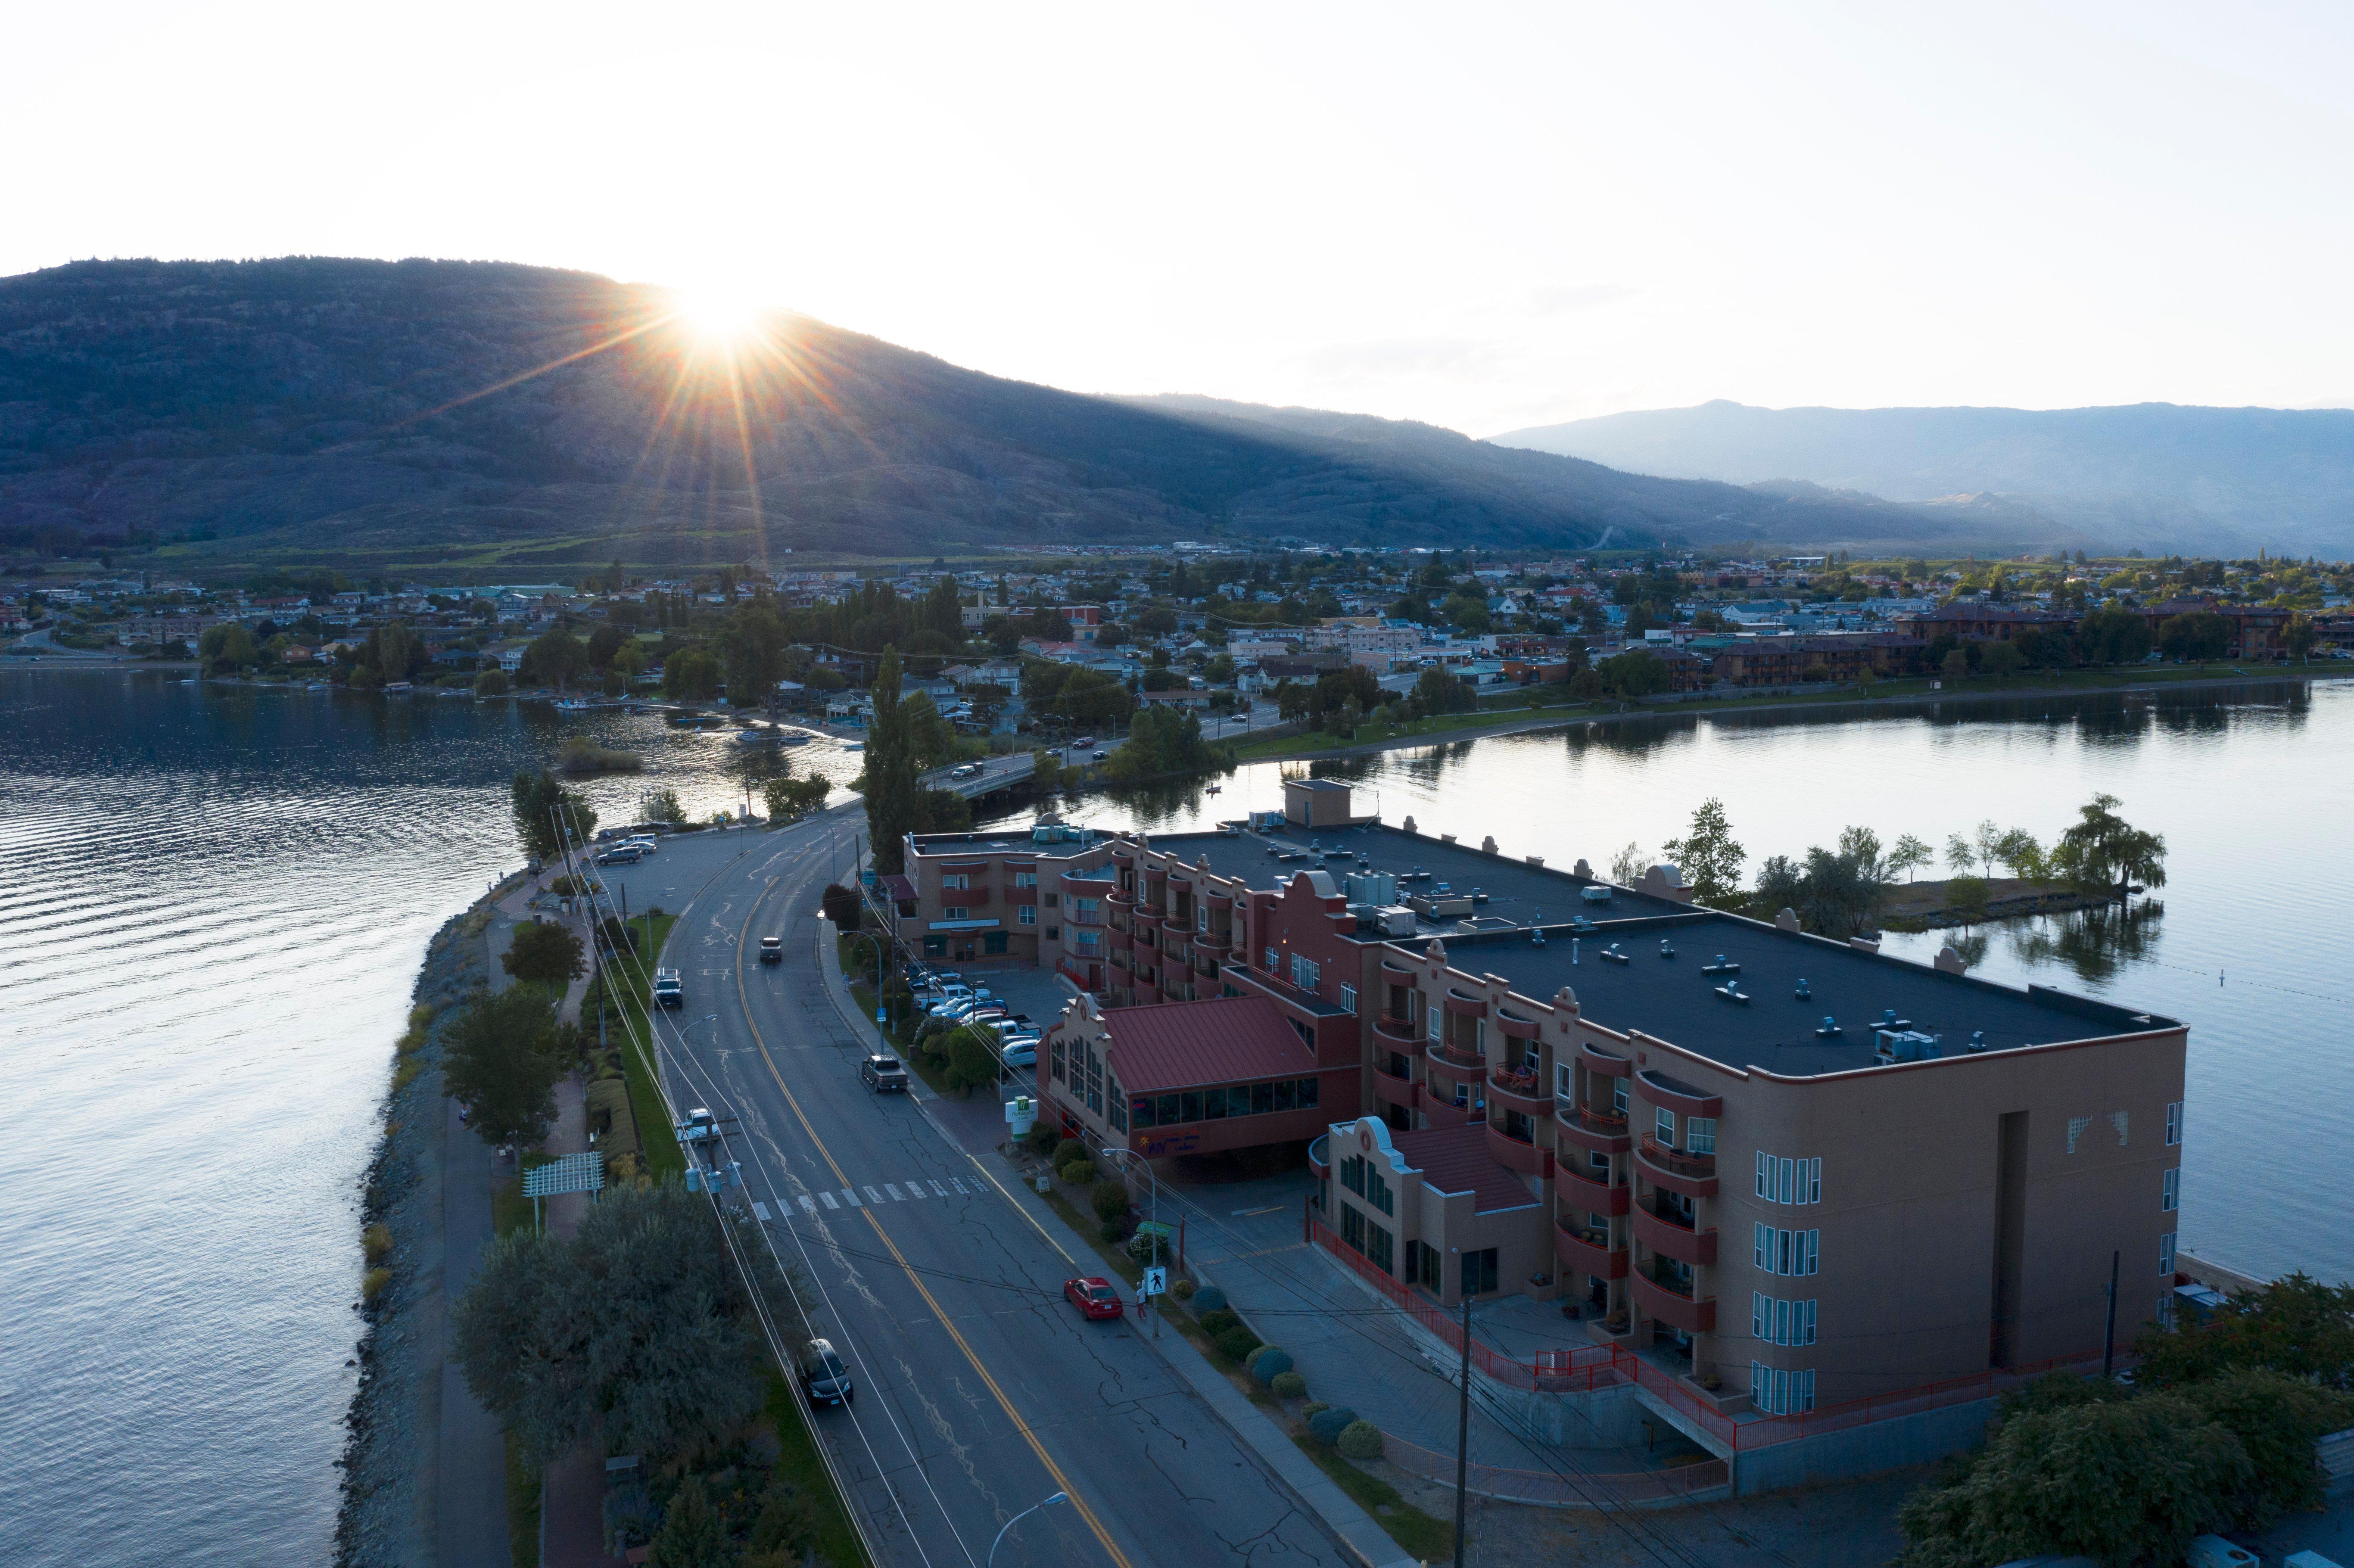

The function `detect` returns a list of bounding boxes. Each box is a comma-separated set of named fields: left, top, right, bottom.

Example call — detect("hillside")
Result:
left=1491, top=400, right=2354, bottom=557
left=0, top=258, right=2073, bottom=574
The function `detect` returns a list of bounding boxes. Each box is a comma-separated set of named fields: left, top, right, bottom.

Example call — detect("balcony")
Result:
left=1579, top=1042, right=1632, bottom=1080
left=1425, top=1041, right=1488, bottom=1086
left=1420, top=1095, right=1479, bottom=1130
left=1635, top=1136, right=1720, bottom=1198
left=1496, top=1011, right=1542, bottom=1041
left=1486, top=1068, right=1550, bottom=1113
left=1634, top=1069, right=1723, bottom=1120
left=1557, top=1163, right=1631, bottom=1216
left=1554, top=1103, right=1632, bottom=1155
left=1374, top=1011, right=1421, bottom=1044
left=1486, top=1119, right=1548, bottom=1176
left=1442, top=990, right=1488, bottom=1017
left=1370, top=1065, right=1417, bottom=1110
left=1133, top=909, right=1164, bottom=931
left=1630, top=1270, right=1716, bottom=1335
left=1554, top=1221, right=1629, bottom=1280
left=1632, top=1204, right=1718, bottom=1266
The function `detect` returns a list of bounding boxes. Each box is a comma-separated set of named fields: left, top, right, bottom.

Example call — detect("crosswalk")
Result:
left=784, top=1174, right=980, bottom=1216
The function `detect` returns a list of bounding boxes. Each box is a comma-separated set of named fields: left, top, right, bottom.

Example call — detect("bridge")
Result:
left=925, top=753, right=1036, bottom=799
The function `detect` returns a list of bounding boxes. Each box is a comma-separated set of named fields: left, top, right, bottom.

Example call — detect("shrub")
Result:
left=1301, top=1402, right=1330, bottom=1422
left=1053, top=1138, right=1091, bottom=1169
left=1026, top=1124, right=1058, bottom=1154
left=1091, top=1179, right=1131, bottom=1224
left=1270, top=1370, right=1308, bottom=1399
left=361, top=1267, right=392, bottom=1303
left=1099, top=1220, right=1126, bottom=1243
left=1336, top=1420, right=1384, bottom=1461
left=1172, top=1278, right=1197, bottom=1301
left=1199, top=1309, right=1240, bottom=1338
left=1214, top=1327, right=1261, bottom=1363
left=1307, top=1406, right=1358, bottom=1445
left=1125, top=1229, right=1165, bottom=1263
left=1059, top=1160, right=1095, bottom=1187
left=819, top=884, right=862, bottom=927
left=363, top=1223, right=393, bottom=1264
left=1250, top=1347, right=1293, bottom=1384
left=1945, top=874, right=1990, bottom=921
left=1189, top=1285, right=1228, bottom=1314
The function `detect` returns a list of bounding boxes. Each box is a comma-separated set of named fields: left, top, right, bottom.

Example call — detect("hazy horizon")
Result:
left=11, top=3, right=2354, bottom=437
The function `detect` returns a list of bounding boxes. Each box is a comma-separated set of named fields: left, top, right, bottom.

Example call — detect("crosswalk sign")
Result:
left=1142, top=1266, right=1167, bottom=1297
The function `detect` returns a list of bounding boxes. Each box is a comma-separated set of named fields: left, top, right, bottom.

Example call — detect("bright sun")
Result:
left=673, top=286, right=767, bottom=347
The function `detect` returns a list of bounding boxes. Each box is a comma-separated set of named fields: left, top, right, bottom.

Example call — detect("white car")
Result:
left=1000, top=1039, right=1039, bottom=1070
left=930, top=996, right=990, bottom=1022
left=925, top=986, right=976, bottom=1016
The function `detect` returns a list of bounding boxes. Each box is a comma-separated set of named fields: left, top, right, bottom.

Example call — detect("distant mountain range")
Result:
left=1492, top=401, right=2354, bottom=558
left=0, top=258, right=2092, bottom=573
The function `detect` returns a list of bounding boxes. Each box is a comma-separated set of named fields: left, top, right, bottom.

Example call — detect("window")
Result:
left=1750, top=1293, right=1817, bottom=1346
left=1755, top=1225, right=1819, bottom=1276
left=1460, top=1248, right=1499, bottom=1297
left=984, top=932, right=1008, bottom=955
left=1339, top=983, right=1358, bottom=1014
left=1018, top=905, right=1037, bottom=927
left=1252, top=1081, right=1274, bottom=1115
left=1156, top=1093, right=1180, bottom=1126
left=943, top=906, right=969, bottom=921
left=923, top=935, right=948, bottom=958
left=1408, top=1239, right=1442, bottom=1291
left=1052, top=1038, right=1066, bottom=1082
left=1749, top=1363, right=1815, bottom=1416
left=1180, top=1091, right=1203, bottom=1122
left=1045, top=892, right=1059, bottom=907
left=1202, top=1085, right=1227, bottom=1120
left=1292, top=954, right=1320, bottom=992
left=1341, top=1155, right=1365, bottom=1196
left=2160, top=1231, right=2177, bottom=1275
left=1687, top=1117, right=1716, bottom=1155
left=1132, top=1097, right=1156, bottom=1129
left=1264, top=947, right=1279, bottom=971
left=1229, top=1085, right=1252, bottom=1118
left=2161, top=1168, right=2180, bottom=1213
left=943, top=873, right=969, bottom=890
left=1367, top=1170, right=1393, bottom=1216
left=1013, top=871, right=1038, bottom=888
left=1655, top=1107, right=1676, bottom=1148
left=2165, top=1101, right=2183, bottom=1146
left=1613, top=1081, right=1629, bottom=1117
left=2066, top=1115, right=2091, bottom=1154
left=1046, top=926, right=1060, bottom=941
left=1074, top=897, right=1099, bottom=918
left=1108, top=1082, right=1127, bottom=1132
left=1366, top=1222, right=1394, bottom=1275
left=2157, top=1294, right=2175, bottom=1331
left=2110, top=1111, right=2130, bottom=1146
left=1298, top=1076, right=1320, bottom=1109
left=1342, top=1204, right=1364, bottom=1252
left=1427, top=1006, right=1442, bottom=1042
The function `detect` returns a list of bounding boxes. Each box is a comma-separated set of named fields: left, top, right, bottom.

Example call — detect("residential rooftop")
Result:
left=1426, top=913, right=2179, bottom=1078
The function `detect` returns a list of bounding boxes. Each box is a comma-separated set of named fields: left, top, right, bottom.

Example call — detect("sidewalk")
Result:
left=437, top=1097, right=511, bottom=1568
left=539, top=1075, right=627, bottom=1568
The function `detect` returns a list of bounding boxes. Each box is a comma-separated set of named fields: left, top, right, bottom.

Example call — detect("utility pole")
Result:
left=2102, top=1248, right=2120, bottom=1377
left=1454, top=1292, right=1471, bottom=1568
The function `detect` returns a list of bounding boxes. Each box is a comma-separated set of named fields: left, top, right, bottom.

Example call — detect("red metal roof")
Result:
left=1391, top=1125, right=1541, bottom=1214
left=1099, top=996, right=1320, bottom=1094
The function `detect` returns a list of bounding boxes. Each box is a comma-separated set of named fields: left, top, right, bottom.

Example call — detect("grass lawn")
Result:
left=503, top=1430, right=540, bottom=1568
left=601, top=913, right=684, bottom=1181
left=763, top=1371, right=871, bottom=1568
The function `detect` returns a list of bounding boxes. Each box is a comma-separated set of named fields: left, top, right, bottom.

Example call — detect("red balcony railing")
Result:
left=1629, top=1270, right=1716, bottom=1335
left=1556, top=1104, right=1632, bottom=1155
left=1485, top=1120, right=1548, bottom=1176
left=1632, top=1204, right=1718, bottom=1266
left=1554, top=1221, right=1629, bottom=1280
left=1557, top=1164, right=1631, bottom=1216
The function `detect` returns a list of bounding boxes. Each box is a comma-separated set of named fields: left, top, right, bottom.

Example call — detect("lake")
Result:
left=3, top=669, right=2346, bottom=1566
left=0, top=671, right=863, bottom=1568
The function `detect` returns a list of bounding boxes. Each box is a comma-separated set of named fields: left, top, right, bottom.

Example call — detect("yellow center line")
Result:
left=729, top=857, right=1134, bottom=1568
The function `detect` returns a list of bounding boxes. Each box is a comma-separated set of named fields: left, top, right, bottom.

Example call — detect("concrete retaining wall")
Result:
left=1731, top=1397, right=1996, bottom=1496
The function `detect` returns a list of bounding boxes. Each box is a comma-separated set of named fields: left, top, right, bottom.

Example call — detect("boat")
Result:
left=840, top=740, right=864, bottom=752
left=1205, top=784, right=1222, bottom=794
left=735, top=728, right=782, bottom=746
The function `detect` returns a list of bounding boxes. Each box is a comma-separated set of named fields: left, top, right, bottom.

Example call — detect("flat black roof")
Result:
left=1428, top=912, right=2177, bottom=1076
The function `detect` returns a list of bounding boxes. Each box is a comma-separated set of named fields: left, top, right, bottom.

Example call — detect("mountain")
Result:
left=1491, top=400, right=2354, bottom=557
left=0, top=258, right=2078, bottom=574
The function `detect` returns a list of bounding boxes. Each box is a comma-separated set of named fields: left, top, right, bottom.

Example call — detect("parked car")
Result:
left=620, top=834, right=659, bottom=856
left=1000, top=1039, right=1038, bottom=1070
left=859, top=1054, right=909, bottom=1092
left=798, top=1337, right=853, bottom=1405
left=759, top=935, right=782, bottom=965
left=1063, top=1276, right=1124, bottom=1321
left=1091, top=750, right=1108, bottom=762
left=595, top=843, right=646, bottom=865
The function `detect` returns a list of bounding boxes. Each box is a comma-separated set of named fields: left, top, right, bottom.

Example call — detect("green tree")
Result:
left=451, top=1182, right=772, bottom=1465
left=1102, top=706, right=1222, bottom=783
left=1992, top=827, right=2046, bottom=880
left=721, top=606, right=789, bottom=706
left=1596, top=648, right=1670, bottom=697
left=2284, top=612, right=2318, bottom=662
left=198, top=621, right=259, bottom=671
left=2131, top=1272, right=2354, bottom=1392
left=441, top=986, right=569, bottom=1148
left=523, top=628, right=589, bottom=691
left=511, top=770, right=598, bottom=862
left=474, top=668, right=511, bottom=697
left=2158, top=611, right=2232, bottom=665
left=1660, top=799, right=1744, bottom=905
left=662, top=647, right=721, bottom=701
left=2076, top=604, right=2152, bottom=666
left=863, top=648, right=923, bottom=874
left=1978, top=639, right=2024, bottom=682
left=1404, top=665, right=1477, bottom=719
left=1887, top=833, right=1934, bottom=882
left=502, top=919, right=586, bottom=987
left=648, top=1475, right=730, bottom=1568
left=1440, top=592, right=1491, bottom=632
left=639, top=787, right=688, bottom=825
left=2049, top=793, right=2167, bottom=903
left=365, top=621, right=416, bottom=682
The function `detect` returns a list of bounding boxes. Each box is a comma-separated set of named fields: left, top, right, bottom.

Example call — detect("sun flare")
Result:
left=673, top=285, right=768, bottom=348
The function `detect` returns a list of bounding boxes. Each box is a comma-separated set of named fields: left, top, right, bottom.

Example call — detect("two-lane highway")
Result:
left=598, top=809, right=1348, bottom=1568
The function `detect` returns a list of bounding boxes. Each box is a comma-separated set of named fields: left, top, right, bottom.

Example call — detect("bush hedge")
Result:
left=1270, top=1370, right=1308, bottom=1399
left=1052, top=1138, right=1090, bottom=1169
left=1091, top=1179, right=1131, bottom=1223
left=1307, top=1406, right=1358, bottom=1445
left=1059, top=1160, right=1094, bottom=1186
left=1199, top=1309, right=1240, bottom=1338
left=1214, top=1327, right=1262, bottom=1363
left=1249, top=1347, right=1294, bottom=1384
left=1336, top=1421, right=1384, bottom=1461
left=1189, top=1285, right=1227, bottom=1314
left=1172, top=1278, right=1197, bottom=1301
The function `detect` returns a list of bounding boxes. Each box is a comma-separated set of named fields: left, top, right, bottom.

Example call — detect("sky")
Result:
left=9, top=1, right=2354, bottom=436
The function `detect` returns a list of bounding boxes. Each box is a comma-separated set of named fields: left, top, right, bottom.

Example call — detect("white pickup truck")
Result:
left=654, top=968, right=684, bottom=1009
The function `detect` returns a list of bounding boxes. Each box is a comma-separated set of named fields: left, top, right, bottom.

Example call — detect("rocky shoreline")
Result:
left=333, top=879, right=515, bottom=1568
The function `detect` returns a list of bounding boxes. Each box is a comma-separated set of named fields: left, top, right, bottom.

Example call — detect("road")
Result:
left=586, top=812, right=1349, bottom=1568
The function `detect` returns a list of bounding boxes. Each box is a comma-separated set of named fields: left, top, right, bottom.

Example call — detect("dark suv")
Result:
left=859, top=1055, right=909, bottom=1093
left=798, top=1337, right=853, bottom=1406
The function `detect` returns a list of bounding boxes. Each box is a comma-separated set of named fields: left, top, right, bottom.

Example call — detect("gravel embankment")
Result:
left=333, top=883, right=510, bottom=1568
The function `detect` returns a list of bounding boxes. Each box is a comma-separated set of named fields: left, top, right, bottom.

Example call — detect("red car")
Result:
left=1064, top=1276, right=1125, bottom=1320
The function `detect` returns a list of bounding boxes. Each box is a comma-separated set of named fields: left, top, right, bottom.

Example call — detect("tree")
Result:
left=662, top=648, right=721, bottom=701
left=502, top=919, right=586, bottom=988
left=451, top=1182, right=773, bottom=1466
left=863, top=648, right=923, bottom=874
left=1944, top=829, right=1977, bottom=877
left=1404, top=666, right=1476, bottom=719
left=1441, top=592, right=1491, bottom=632
left=1887, top=833, right=1934, bottom=883
left=474, top=668, right=511, bottom=697
left=1940, top=649, right=1970, bottom=684
left=721, top=606, right=789, bottom=706
left=198, top=621, right=258, bottom=671
left=364, top=621, right=417, bottom=682
left=2049, top=793, right=2167, bottom=903
left=1608, top=842, right=1648, bottom=886
left=2285, top=613, right=2318, bottom=663
left=648, top=1475, right=731, bottom=1568
left=1978, top=639, right=2024, bottom=682
left=2076, top=604, right=2152, bottom=666
left=1758, top=828, right=1891, bottom=936
left=1660, top=799, right=1744, bottom=905
left=586, top=624, right=629, bottom=669
left=1596, top=648, right=1670, bottom=697
left=522, top=628, right=588, bottom=691
left=1992, top=828, right=2046, bottom=881
left=763, top=775, right=831, bottom=821
left=2131, top=1272, right=2354, bottom=1394
left=2158, top=611, right=2232, bottom=665
left=639, top=787, right=688, bottom=825
left=1102, top=706, right=1221, bottom=783
left=511, top=771, right=597, bottom=862
left=441, top=986, right=568, bottom=1148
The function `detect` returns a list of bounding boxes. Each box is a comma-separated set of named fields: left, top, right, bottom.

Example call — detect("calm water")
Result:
left=7, top=673, right=2349, bottom=1565
left=0, top=671, right=862, bottom=1568
left=1047, top=679, right=2354, bottom=1289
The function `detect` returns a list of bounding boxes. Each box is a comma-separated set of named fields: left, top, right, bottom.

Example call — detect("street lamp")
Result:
left=987, top=1490, right=1068, bottom=1567
left=1099, top=1146, right=1163, bottom=1338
